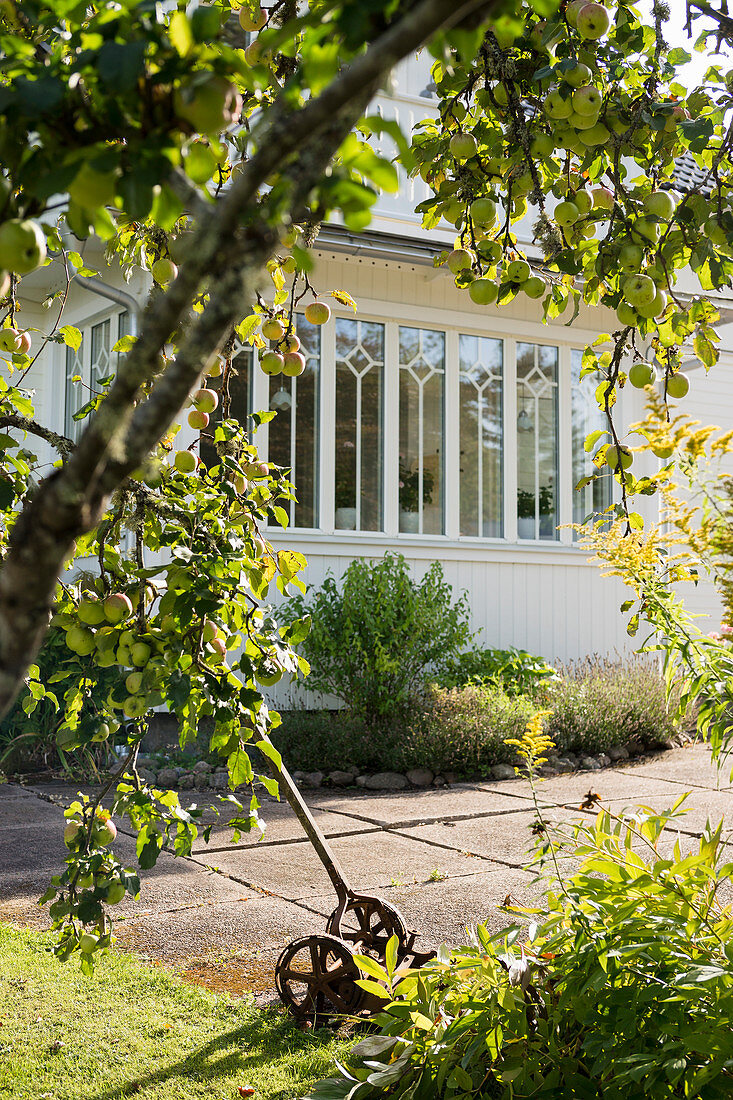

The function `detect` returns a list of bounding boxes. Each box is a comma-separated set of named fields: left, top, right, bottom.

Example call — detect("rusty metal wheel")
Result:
left=326, top=895, right=408, bottom=958
left=275, top=934, right=366, bottom=1023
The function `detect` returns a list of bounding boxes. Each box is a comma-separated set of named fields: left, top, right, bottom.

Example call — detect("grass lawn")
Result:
left=0, top=923, right=348, bottom=1100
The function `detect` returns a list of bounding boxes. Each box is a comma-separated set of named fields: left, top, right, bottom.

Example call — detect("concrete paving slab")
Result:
left=481, top=770, right=704, bottom=809
left=397, top=810, right=573, bottom=869
left=190, top=801, right=377, bottom=853
left=607, top=789, right=733, bottom=840
left=197, top=830, right=479, bottom=901
left=316, top=784, right=536, bottom=828
left=629, top=744, right=733, bottom=791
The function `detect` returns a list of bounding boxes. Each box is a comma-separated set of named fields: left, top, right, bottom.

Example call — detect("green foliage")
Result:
left=545, top=656, right=678, bottom=755
left=436, top=646, right=560, bottom=697
left=313, top=806, right=733, bottom=1099
left=0, top=922, right=348, bottom=1100
left=284, top=554, right=473, bottom=725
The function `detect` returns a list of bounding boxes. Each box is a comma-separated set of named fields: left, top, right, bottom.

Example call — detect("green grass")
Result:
left=0, top=923, right=348, bottom=1100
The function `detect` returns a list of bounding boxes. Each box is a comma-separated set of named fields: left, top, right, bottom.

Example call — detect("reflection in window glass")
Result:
left=334, top=318, right=384, bottom=531
left=268, top=314, right=320, bottom=528
left=65, top=312, right=126, bottom=441
left=516, top=343, right=558, bottom=540
left=571, top=348, right=612, bottom=531
left=459, top=335, right=503, bottom=537
left=398, top=326, right=444, bottom=535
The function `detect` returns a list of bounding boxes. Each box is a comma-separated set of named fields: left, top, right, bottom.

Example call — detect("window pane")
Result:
left=268, top=314, right=320, bottom=528
left=571, top=348, right=612, bottom=530
left=399, top=326, right=444, bottom=535
left=90, top=319, right=111, bottom=390
left=334, top=318, right=384, bottom=531
left=64, top=339, right=85, bottom=441
left=200, top=347, right=250, bottom=471
left=459, top=335, right=503, bottom=538
left=516, top=342, right=558, bottom=541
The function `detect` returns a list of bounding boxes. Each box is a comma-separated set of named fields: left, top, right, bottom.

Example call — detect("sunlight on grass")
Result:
left=0, top=923, right=348, bottom=1100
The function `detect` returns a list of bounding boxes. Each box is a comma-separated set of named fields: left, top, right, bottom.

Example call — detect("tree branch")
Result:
left=0, top=415, right=74, bottom=457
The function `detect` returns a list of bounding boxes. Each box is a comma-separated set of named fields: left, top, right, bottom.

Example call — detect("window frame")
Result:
left=62, top=307, right=130, bottom=442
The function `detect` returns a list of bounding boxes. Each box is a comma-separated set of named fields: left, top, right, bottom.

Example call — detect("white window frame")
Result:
left=62, top=308, right=129, bottom=441
left=254, top=297, right=617, bottom=546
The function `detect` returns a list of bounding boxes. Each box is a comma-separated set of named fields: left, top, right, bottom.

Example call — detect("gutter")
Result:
left=75, top=277, right=142, bottom=338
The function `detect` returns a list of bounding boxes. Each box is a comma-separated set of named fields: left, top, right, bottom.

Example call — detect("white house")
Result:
left=17, top=54, right=733, bottom=691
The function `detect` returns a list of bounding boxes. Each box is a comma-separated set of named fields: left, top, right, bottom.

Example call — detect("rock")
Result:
left=562, top=753, right=578, bottom=766
left=579, top=756, right=601, bottom=771
left=653, top=738, right=675, bottom=751
left=554, top=758, right=576, bottom=774
left=364, top=772, right=408, bottom=791
left=596, top=753, right=611, bottom=768
left=212, top=771, right=230, bottom=789
left=328, top=770, right=356, bottom=787
left=137, top=755, right=156, bottom=769
left=292, top=771, right=305, bottom=783
left=490, top=763, right=516, bottom=781
left=607, top=745, right=629, bottom=762
left=537, top=764, right=559, bottom=777
left=444, top=771, right=458, bottom=785
left=156, top=766, right=179, bottom=788
left=194, top=772, right=209, bottom=791
left=432, top=775, right=447, bottom=787
left=214, top=766, right=229, bottom=776
left=406, top=767, right=434, bottom=788
left=137, top=767, right=157, bottom=784
left=179, top=773, right=195, bottom=789
left=355, top=775, right=369, bottom=788
left=193, top=760, right=212, bottom=774
left=301, top=771, right=324, bottom=789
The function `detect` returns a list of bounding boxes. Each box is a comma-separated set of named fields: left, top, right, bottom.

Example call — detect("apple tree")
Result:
left=0, top=0, right=503, bottom=966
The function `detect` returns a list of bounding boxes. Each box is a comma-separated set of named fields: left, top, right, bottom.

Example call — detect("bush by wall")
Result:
left=436, top=645, right=560, bottom=697
left=283, top=553, right=473, bottom=727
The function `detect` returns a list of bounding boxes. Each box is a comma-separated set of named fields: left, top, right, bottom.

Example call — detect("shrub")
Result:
left=283, top=554, right=472, bottom=726
left=544, top=655, right=677, bottom=756
left=436, top=645, right=560, bottom=697
left=313, top=805, right=733, bottom=1099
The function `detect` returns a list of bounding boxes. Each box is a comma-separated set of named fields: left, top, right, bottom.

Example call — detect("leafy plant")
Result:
left=436, top=646, right=559, bottom=697
left=283, top=554, right=473, bottom=726
left=398, top=460, right=434, bottom=513
left=313, top=803, right=733, bottom=1099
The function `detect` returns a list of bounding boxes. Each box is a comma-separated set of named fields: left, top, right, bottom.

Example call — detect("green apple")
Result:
left=192, top=387, right=219, bottom=414
left=239, top=4, right=266, bottom=31
left=633, top=216, right=660, bottom=244
left=545, top=89, right=572, bottom=120
left=447, top=248, right=473, bottom=274
left=281, top=333, right=300, bottom=353
left=202, top=619, right=219, bottom=643
left=605, top=444, right=633, bottom=469
left=0, top=327, right=20, bottom=352
left=188, top=408, right=209, bottom=430
left=652, top=442, right=674, bottom=459
left=523, top=276, right=546, bottom=298
left=573, top=188, right=593, bottom=217
left=623, top=273, right=656, bottom=308
left=260, top=350, right=284, bottom=375
left=577, top=2, right=611, bottom=39
left=616, top=300, right=639, bottom=326
left=0, top=218, right=46, bottom=275
left=174, top=74, right=241, bottom=134
left=505, top=259, right=530, bottom=283
left=79, top=933, right=99, bottom=954
left=304, top=301, right=331, bottom=325
left=619, top=241, right=645, bottom=272
left=123, top=695, right=148, bottom=718
left=105, top=882, right=126, bottom=905
left=555, top=200, right=580, bottom=226
left=580, top=122, right=610, bottom=145
left=66, top=625, right=95, bottom=656
left=208, top=636, right=227, bottom=663
left=565, top=0, right=587, bottom=27
left=628, top=362, right=656, bottom=388
left=104, top=593, right=133, bottom=623
left=449, top=132, right=477, bottom=160
left=592, top=186, right=614, bottom=210
left=115, top=645, right=131, bottom=666
left=530, top=132, right=556, bottom=157
left=91, top=721, right=111, bottom=743
left=563, top=61, right=592, bottom=88
left=636, top=288, right=668, bottom=319
left=68, top=163, right=118, bottom=209
left=643, top=190, right=676, bottom=220
left=64, top=820, right=84, bottom=849
left=78, top=597, right=106, bottom=626
left=256, top=663, right=283, bottom=686
left=95, top=628, right=117, bottom=652
left=125, top=671, right=144, bottom=694
left=131, top=642, right=151, bottom=666
left=261, top=317, right=284, bottom=341
left=468, top=278, right=498, bottom=305
left=470, top=197, right=497, bottom=226
left=667, top=372, right=690, bottom=398
left=151, top=257, right=177, bottom=286
left=282, top=351, right=305, bottom=376
left=572, top=85, right=602, bottom=116
left=94, top=814, right=117, bottom=846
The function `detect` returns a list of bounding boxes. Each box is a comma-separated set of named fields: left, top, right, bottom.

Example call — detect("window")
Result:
left=334, top=318, right=384, bottom=531
left=398, top=326, right=444, bottom=535
left=516, top=342, right=558, bottom=540
left=571, top=348, right=612, bottom=529
left=64, top=311, right=129, bottom=440
left=459, top=334, right=503, bottom=537
left=268, top=314, right=320, bottom=528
